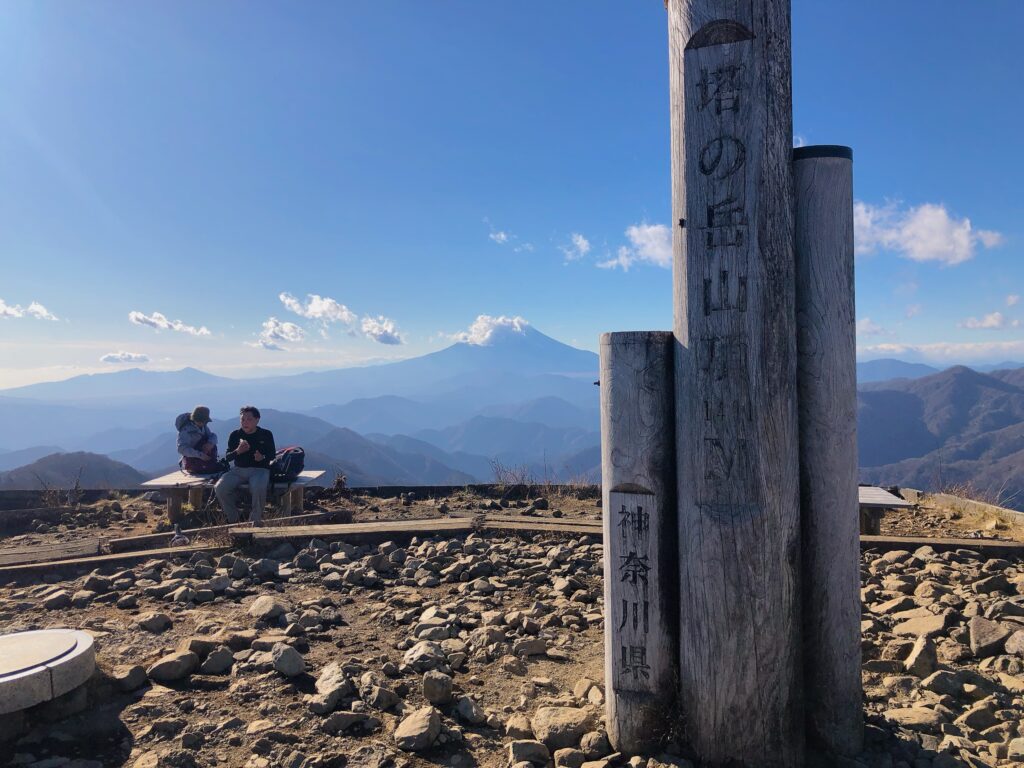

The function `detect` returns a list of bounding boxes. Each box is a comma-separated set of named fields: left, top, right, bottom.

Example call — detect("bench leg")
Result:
left=280, top=487, right=293, bottom=516
left=188, top=487, right=204, bottom=509
left=167, top=490, right=186, bottom=525
left=292, top=486, right=304, bottom=513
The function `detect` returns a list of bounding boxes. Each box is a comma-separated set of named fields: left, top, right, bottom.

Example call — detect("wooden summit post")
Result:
left=599, top=332, right=677, bottom=754
left=668, top=0, right=802, bottom=765
left=793, top=145, right=863, bottom=756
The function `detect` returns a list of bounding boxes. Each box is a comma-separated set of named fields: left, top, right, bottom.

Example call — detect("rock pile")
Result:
left=860, top=544, right=1024, bottom=766
left=9, top=501, right=1024, bottom=768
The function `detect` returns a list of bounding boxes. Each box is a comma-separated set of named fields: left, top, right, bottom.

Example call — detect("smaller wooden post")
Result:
left=793, top=145, right=863, bottom=757
left=188, top=487, right=204, bottom=510
left=600, top=331, right=677, bottom=754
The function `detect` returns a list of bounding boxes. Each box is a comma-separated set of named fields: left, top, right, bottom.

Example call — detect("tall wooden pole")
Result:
left=667, top=1, right=802, bottom=765
left=600, top=331, right=678, bottom=755
left=793, top=146, right=863, bottom=757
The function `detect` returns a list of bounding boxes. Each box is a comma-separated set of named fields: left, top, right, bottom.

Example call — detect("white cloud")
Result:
left=856, top=317, right=886, bottom=336
left=485, top=219, right=533, bottom=252
left=0, top=299, right=59, bottom=321
left=247, top=316, right=305, bottom=351
left=361, top=315, right=404, bottom=345
left=854, top=201, right=1003, bottom=266
left=793, top=134, right=807, bottom=148
left=25, top=302, right=59, bottom=321
left=859, top=340, right=1024, bottom=364
left=960, top=311, right=1011, bottom=330
left=905, top=304, right=922, bottom=318
left=279, top=293, right=356, bottom=326
left=100, top=351, right=150, bottom=364
left=561, top=232, right=591, bottom=262
left=129, top=310, right=211, bottom=336
left=1007, top=294, right=1020, bottom=307
left=598, top=223, right=672, bottom=271
left=452, top=314, right=529, bottom=345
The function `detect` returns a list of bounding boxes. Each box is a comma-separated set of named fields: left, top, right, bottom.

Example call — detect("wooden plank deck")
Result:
left=0, top=538, right=103, bottom=567
left=481, top=520, right=602, bottom=536
left=0, top=544, right=230, bottom=578
left=233, top=518, right=475, bottom=544
left=106, top=509, right=346, bottom=553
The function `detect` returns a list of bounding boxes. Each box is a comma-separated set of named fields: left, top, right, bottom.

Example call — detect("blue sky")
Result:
left=1, top=1, right=1021, bottom=387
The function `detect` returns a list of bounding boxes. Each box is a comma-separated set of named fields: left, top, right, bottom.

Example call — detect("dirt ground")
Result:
left=2, top=487, right=1023, bottom=768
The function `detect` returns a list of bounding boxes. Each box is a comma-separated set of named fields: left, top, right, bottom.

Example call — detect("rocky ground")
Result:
left=2, top=490, right=1024, bottom=767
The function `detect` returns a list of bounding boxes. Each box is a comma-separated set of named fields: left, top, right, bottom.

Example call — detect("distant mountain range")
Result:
left=0, top=452, right=146, bottom=491
left=1, top=330, right=1024, bottom=499
left=858, top=366, right=1024, bottom=507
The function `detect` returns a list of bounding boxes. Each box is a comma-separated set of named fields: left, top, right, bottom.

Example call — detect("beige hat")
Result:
left=190, top=405, right=212, bottom=424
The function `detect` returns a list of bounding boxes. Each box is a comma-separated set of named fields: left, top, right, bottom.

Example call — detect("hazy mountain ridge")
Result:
left=0, top=452, right=146, bottom=490
left=857, top=366, right=1024, bottom=508
left=4, top=338, right=1024, bottom=496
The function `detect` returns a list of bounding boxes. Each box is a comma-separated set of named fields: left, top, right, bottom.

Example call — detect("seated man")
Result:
left=215, top=405, right=276, bottom=525
left=175, top=405, right=220, bottom=474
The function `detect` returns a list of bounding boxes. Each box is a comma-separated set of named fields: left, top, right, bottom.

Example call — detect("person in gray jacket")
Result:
left=175, top=406, right=220, bottom=473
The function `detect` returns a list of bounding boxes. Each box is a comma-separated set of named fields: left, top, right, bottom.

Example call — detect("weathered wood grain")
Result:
left=794, top=147, right=862, bottom=756
left=668, top=1, right=802, bottom=764
left=0, top=545, right=230, bottom=578
left=0, top=539, right=102, bottom=567
left=600, top=331, right=677, bottom=754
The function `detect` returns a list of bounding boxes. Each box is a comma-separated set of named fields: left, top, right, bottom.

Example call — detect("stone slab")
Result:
left=0, top=629, right=96, bottom=715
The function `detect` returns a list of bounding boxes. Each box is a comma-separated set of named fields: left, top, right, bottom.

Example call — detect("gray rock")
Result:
left=321, top=711, right=368, bottom=734
left=248, top=595, right=289, bottom=621
left=1008, top=737, right=1024, bottom=759
left=403, top=640, right=446, bottom=671
left=1007, top=630, right=1024, bottom=656
left=969, top=616, right=1011, bottom=657
left=199, top=647, right=234, bottom=675
left=422, top=671, right=454, bottom=705
left=904, top=635, right=938, bottom=678
left=506, top=713, right=534, bottom=739
left=394, top=706, right=441, bottom=752
left=892, top=612, right=948, bottom=637
left=147, top=651, right=199, bottom=683
left=251, top=558, right=280, bottom=579
left=513, top=638, right=548, bottom=657
left=579, top=731, right=611, bottom=759
left=555, top=748, right=586, bottom=768
left=508, top=740, right=551, bottom=766
left=362, top=684, right=401, bottom=711
left=271, top=643, right=306, bottom=677
left=43, top=590, right=71, bottom=610
left=531, top=707, right=590, bottom=750
left=883, top=706, right=945, bottom=731
left=455, top=695, right=486, bottom=725
left=111, top=664, right=148, bottom=692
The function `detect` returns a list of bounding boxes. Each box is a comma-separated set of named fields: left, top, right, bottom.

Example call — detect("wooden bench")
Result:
left=142, top=470, right=325, bottom=521
left=858, top=485, right=913, bottom=535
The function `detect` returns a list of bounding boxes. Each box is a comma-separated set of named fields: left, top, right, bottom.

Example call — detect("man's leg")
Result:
left=249, top=468, right=270, bottom=525
left=214, top=469, right=243, bottom=523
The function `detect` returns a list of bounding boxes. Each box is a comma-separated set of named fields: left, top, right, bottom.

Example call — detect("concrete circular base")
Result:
left=0, top=629, right=95, bottom=715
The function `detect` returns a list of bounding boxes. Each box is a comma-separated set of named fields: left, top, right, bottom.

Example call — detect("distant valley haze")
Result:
left=4, top=323, right=1024, bottom=511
